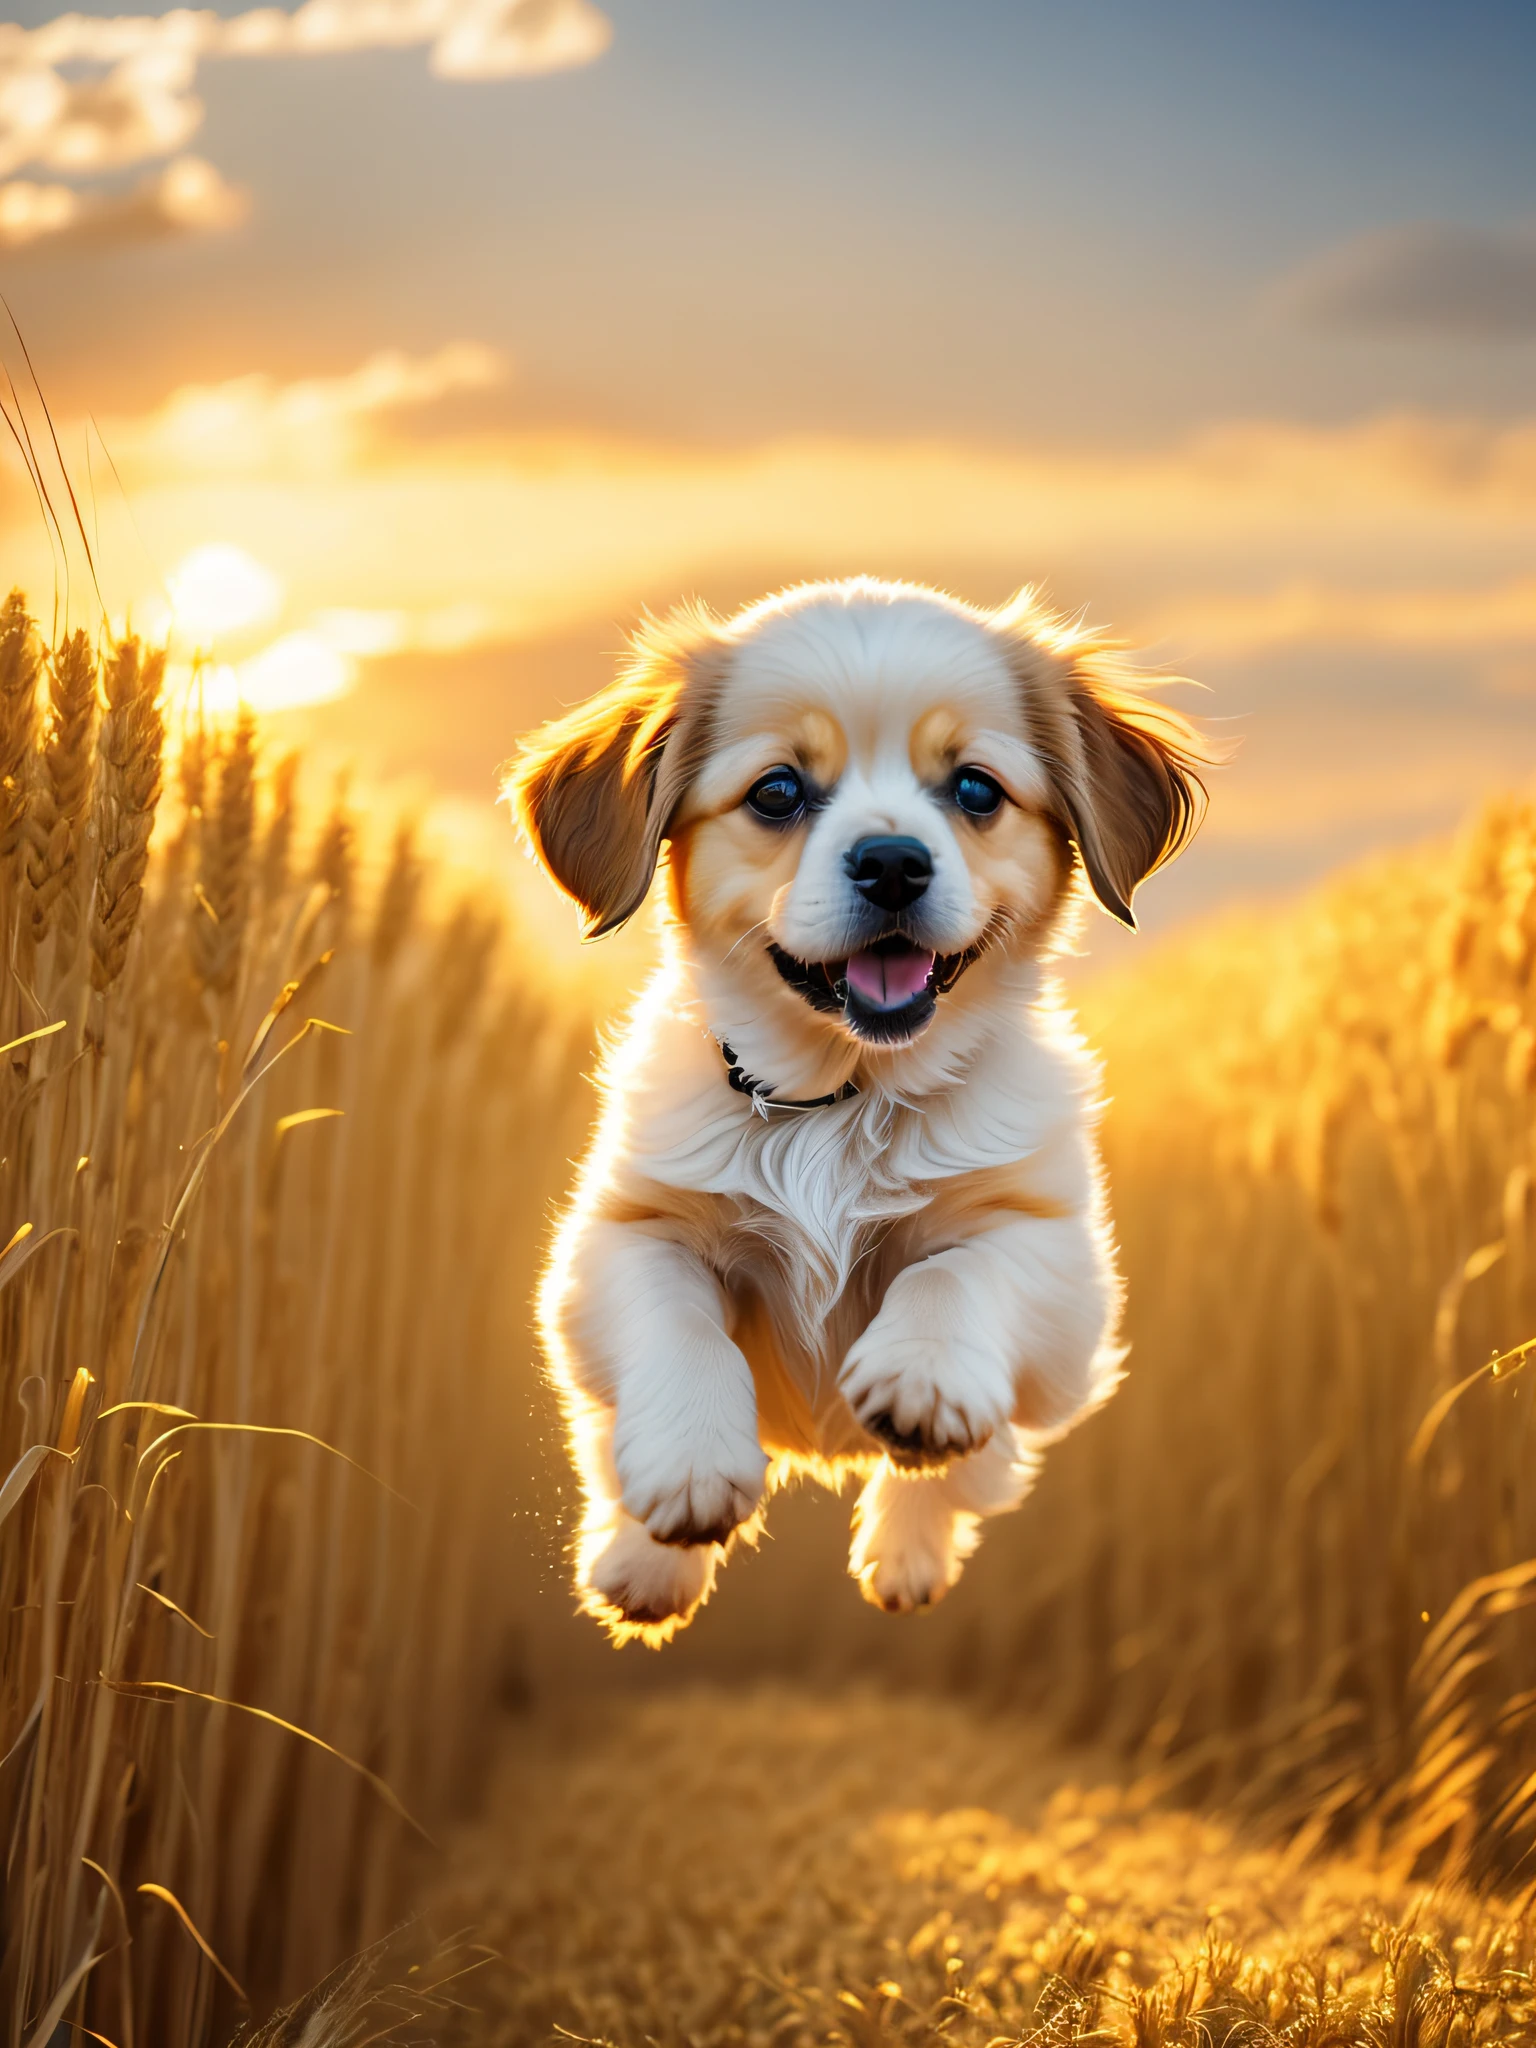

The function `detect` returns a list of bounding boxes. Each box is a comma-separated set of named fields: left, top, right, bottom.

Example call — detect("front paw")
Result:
left=841, top=1330, right=1011, bottom=1470
left=614, top=1426, right=768, bottom=1548
left=583, top=1520, right=717, bottom=1643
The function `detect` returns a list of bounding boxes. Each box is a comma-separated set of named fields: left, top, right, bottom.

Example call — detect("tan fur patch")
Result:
left=793, top=708, right=847, bottom=789
left=909, top=705, right=965, bottom=785
left=927, top=1163, right=1074, bottom=1230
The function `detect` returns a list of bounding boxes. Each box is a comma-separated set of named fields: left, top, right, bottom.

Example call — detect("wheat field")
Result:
left=0, top=595, right=584, bottom=2039
left=3, top=584, right=1536, bottom=2043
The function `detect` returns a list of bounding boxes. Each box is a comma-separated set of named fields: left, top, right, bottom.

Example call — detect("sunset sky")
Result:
left=1, top=0, right=1534, bottom=961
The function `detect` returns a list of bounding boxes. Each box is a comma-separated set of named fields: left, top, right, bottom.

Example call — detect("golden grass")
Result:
left=418, top=1685, right=1536, bottom=2048
left=982, top=800, right=1536, bottom=1883
left=0, top=594, right=584, bottom=2040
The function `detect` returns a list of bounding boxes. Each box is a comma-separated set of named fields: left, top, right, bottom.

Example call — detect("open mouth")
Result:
left=844, top=936, right=936, bottom=1011
left=767, top=933, right=984, bottom=1043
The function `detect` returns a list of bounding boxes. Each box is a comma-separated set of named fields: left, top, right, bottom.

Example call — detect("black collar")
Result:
left=717, top=1039, right=860, bottom=1115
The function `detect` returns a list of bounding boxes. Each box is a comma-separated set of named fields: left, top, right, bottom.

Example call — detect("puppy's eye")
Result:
left=953, top=768, right=1004, bottom=818
left=745, top=767, right=807, bottom=824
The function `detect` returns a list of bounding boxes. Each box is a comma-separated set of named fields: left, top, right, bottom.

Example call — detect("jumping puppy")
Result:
left=506, top=579, right=1210, bottom=1644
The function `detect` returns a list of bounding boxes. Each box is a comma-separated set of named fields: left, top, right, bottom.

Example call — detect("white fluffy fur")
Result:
left=513, top=580, right=1203, bottom=1645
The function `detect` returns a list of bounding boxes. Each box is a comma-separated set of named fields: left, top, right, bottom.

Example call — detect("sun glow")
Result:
left=166, top=543, right=282, bottom=643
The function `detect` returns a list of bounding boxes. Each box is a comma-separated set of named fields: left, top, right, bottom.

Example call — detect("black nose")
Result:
left=845, top=835, right=933, bottom=913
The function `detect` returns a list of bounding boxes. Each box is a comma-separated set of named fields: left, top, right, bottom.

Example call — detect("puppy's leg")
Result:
left=548, top=1220, right=769, bottom=1552
left=839, top=1211, right=1117, bottom=1468
left=849, top=1427, right=1040, bottom=1614
left=567, top=1396, right=719, bottom=1645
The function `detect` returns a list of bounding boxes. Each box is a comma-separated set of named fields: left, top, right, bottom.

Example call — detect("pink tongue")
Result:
left=844, top=948, right=936, bottom=1010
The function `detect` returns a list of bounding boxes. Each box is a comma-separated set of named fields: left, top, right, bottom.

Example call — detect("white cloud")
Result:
left=237, top=630, right=355, bottom=711
left=311, top=606, right=407, bottom=655
left=429, top=0, right=614, bottom=77
left=0, top=0, right=610, bottom=189
left=0, top=155, right=247, bottom=250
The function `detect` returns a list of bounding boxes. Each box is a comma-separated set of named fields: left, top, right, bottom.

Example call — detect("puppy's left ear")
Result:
left=1052, top=664, right=1210, bottom=928
left=503, top=619, right=724, bottom=939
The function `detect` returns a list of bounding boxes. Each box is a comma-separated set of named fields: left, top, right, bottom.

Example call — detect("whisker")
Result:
left=721, top=918, right=772, bottom=966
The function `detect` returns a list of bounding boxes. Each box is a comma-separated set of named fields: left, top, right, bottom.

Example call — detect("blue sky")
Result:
left=11, top=0, right=1536, bottom=432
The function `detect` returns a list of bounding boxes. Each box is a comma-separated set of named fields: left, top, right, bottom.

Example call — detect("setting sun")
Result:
left=165, top=541, right=282, bottom=644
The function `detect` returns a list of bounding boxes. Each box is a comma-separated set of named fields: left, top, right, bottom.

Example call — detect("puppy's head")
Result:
left=506, top=580, right=1212, bottom=1048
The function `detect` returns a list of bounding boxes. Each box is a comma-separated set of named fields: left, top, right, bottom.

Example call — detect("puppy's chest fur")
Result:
left=643, top=1075, right=1048, bottom=1379
left=709, top=1096, right=932, bottom=1363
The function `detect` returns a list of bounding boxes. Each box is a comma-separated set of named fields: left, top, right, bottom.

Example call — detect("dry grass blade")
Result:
left=129, top=1420, right=412, bottom=1514
left=135, top=1583, right=215, bottom=1637
left=0, top=1444, right=65, bottom=1526
left=0, top=1019, right=65, bottom=1056
left=107, top=1683, right=430, bottom=1843
left=0, top=1223, right=72, bottom=1290
left=137, top=1885, right=248, bottom=2005
left=228, top=1927, right=467, bottom=2048
left=274, top=1107, right=343, bottom=1136
left=1407, top=1352, right=1525, bottom=1469
left=22, top=1934, right=109, bottom=2048
left=129, top=1014, right=352, bottom=1370
left=240, top=946, right=335, bottom=1083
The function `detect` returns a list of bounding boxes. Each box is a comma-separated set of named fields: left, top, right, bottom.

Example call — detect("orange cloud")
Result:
left=0, top=155, right=247, bottom=250
left=1146, top=579, right=1536, bottom=655
left=7, top=351, right=1536, bottom=686
left=100, top=344, right=509, bottom=493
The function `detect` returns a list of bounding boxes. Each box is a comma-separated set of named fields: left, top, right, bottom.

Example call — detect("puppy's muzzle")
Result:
left=845, top=836, right=932, bottom=915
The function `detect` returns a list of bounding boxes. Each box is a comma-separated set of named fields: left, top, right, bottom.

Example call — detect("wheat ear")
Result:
left=170, top=699, right=212, bottom=882
left=371, top=820, right=422, bottom=971
left=0, top=590, right=40, bottom=879
left=25, top=629, right=99, bottom=949
left=89, top=637, right=166, bottom=996
left=311, top=779, right=356, bottom=943
left=191, top=707, right=256, bottom=998
left=261, top=749, right=299, bottom=904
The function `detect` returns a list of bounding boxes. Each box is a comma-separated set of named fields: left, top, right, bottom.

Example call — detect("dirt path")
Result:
left=408, top=1687, right=1526, bottom=2047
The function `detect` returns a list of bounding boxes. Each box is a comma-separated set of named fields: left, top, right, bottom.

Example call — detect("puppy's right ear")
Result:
left=503, top=619, right=723, bottom=939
